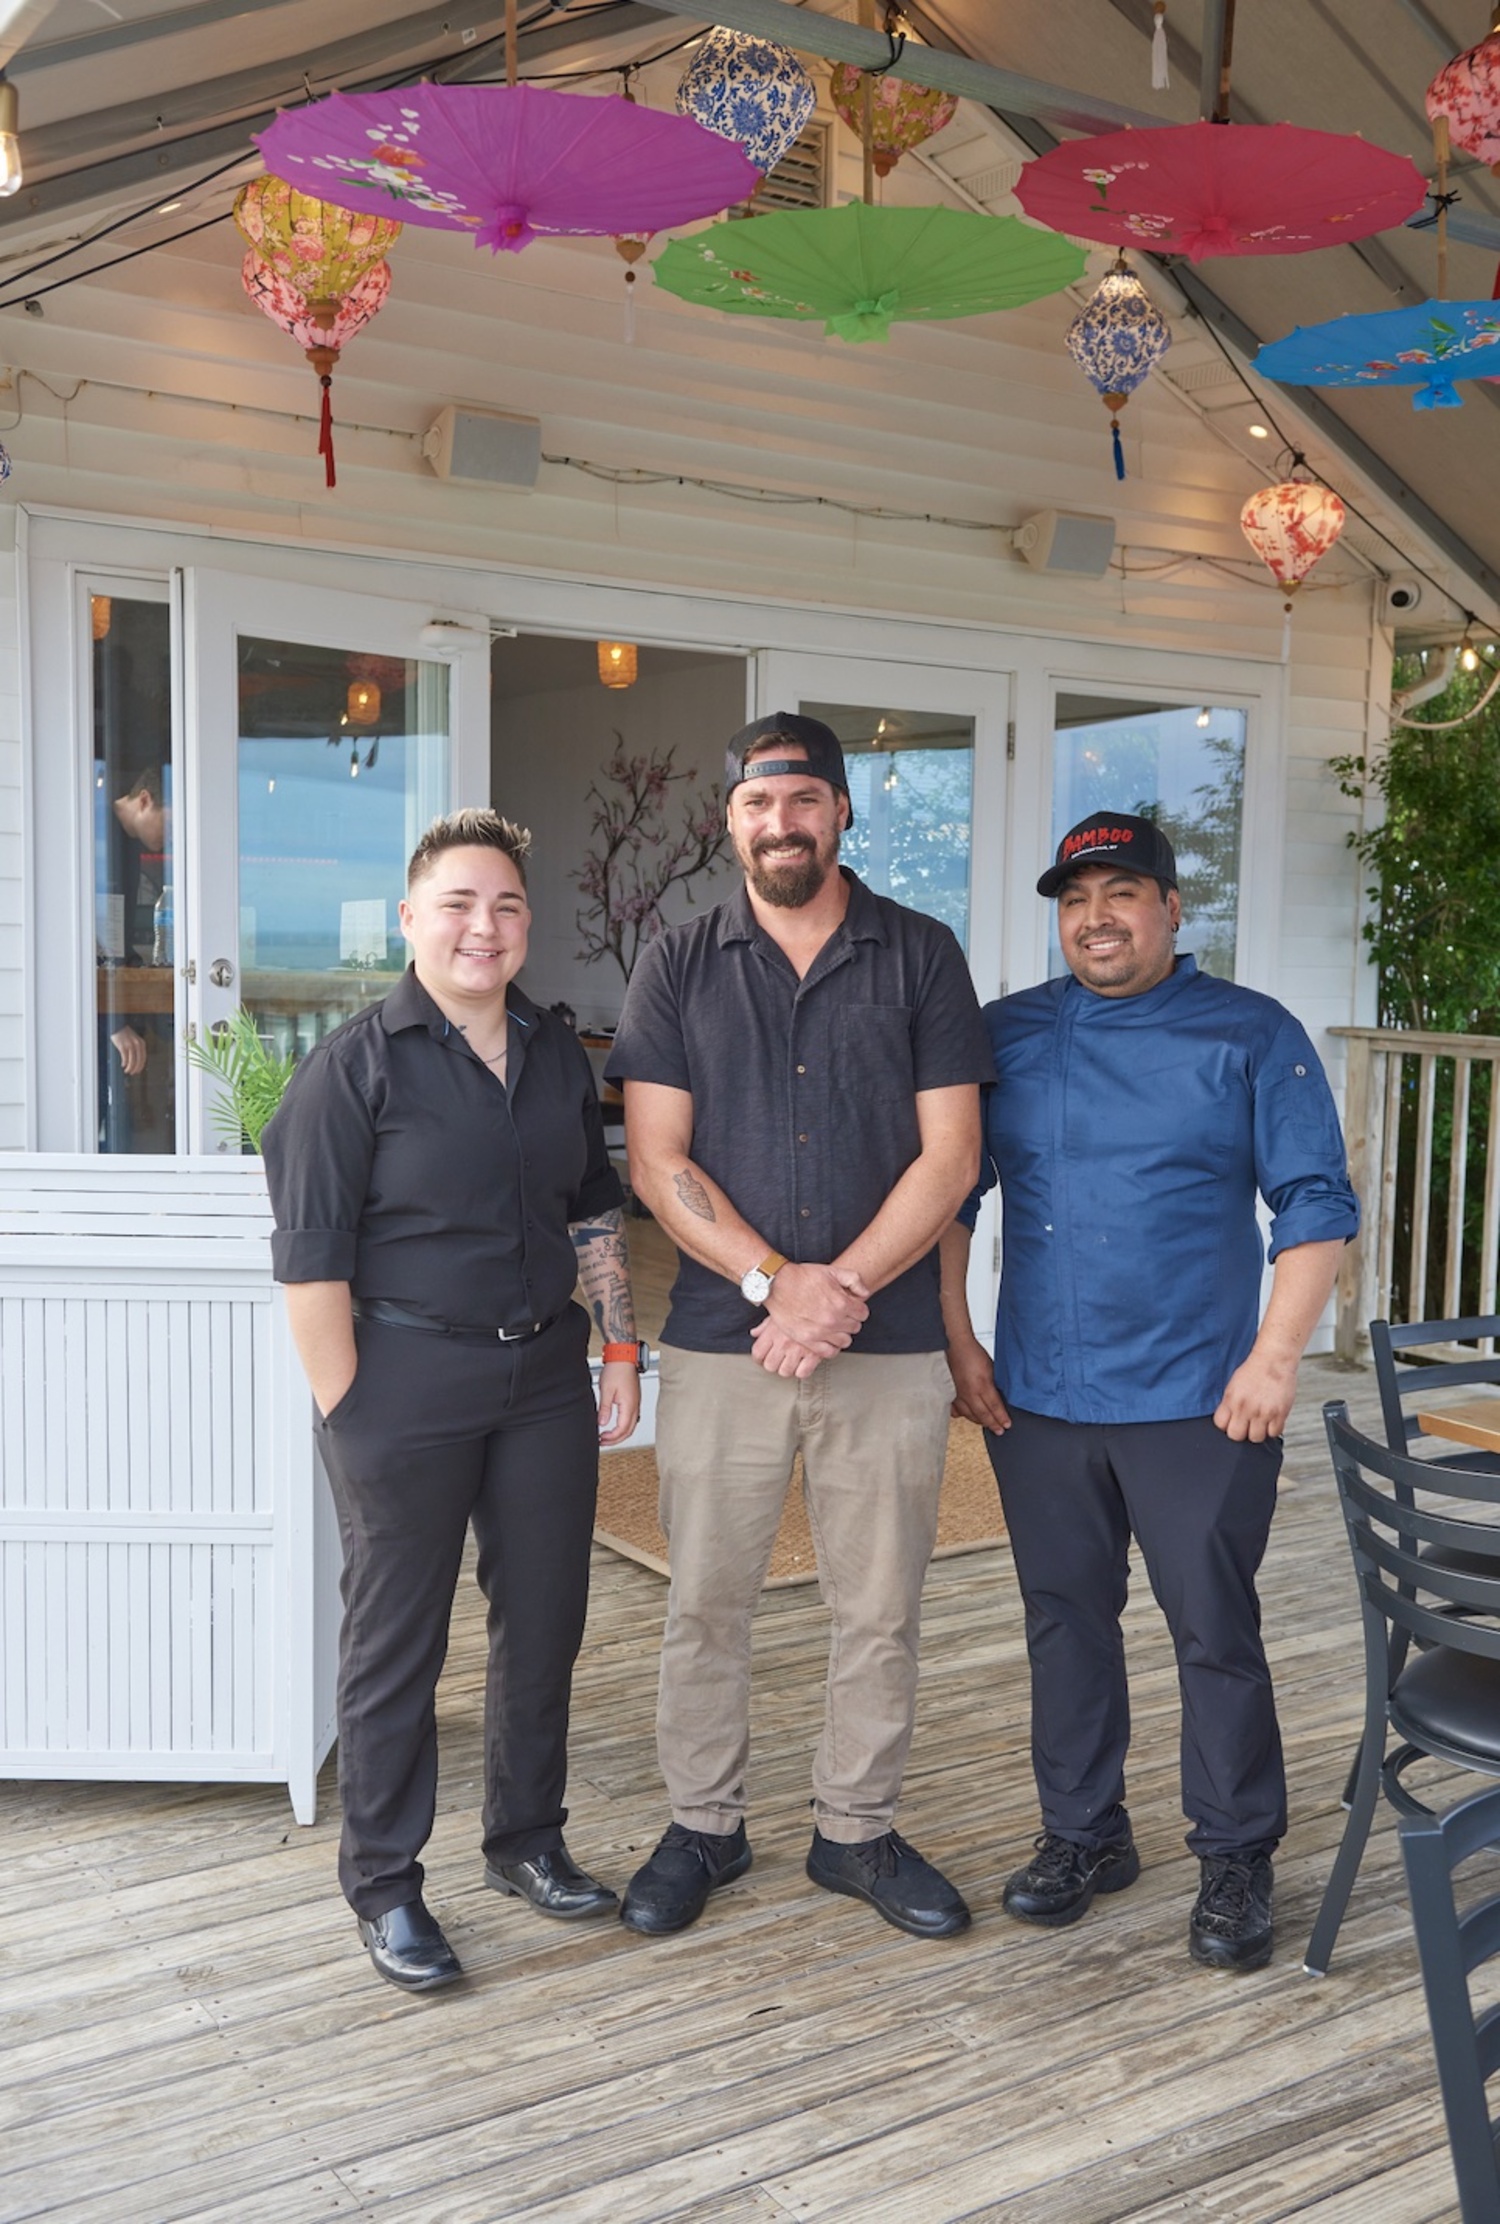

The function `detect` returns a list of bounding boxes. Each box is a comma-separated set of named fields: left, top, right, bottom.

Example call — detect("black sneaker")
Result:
left=1002, top=1830, right=1141, bottom=1928
left=1189, top=1851, right=1274, bottom=1971
left=806, top=1827, right=971, bottom=1938
left=619, top=1821, right=752, bottom=1935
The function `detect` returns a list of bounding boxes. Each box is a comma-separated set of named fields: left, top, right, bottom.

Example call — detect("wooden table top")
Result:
left=1415, top=1395, right=1500, bottom=1454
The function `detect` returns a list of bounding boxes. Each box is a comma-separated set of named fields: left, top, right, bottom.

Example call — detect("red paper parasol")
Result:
left=1015, top=121, right=1426, bottom=262
left=256, top=83, right=760, bottom=255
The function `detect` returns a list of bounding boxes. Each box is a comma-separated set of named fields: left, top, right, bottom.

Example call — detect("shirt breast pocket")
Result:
left=835, top=1003, right=917, bottom=1103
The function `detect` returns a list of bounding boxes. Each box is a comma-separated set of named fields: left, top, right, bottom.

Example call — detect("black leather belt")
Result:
left=352, top=1298, right=562, bottom=1345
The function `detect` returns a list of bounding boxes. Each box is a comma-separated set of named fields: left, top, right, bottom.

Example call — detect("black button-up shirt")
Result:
left=263, top=968, right=621, bottom=1334
left=607, top=870, right=994, bottom=1355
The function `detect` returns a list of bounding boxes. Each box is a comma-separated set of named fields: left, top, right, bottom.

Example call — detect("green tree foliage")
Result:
left=1331, top=663, right=1500, bottom=1033
left=187, top=1008, right=296, bottom=1153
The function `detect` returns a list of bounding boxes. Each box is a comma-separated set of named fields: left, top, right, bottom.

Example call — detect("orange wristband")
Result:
left=602, top=1342, right=641, bottom=1364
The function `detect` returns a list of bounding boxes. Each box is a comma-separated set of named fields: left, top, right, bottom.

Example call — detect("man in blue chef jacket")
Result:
left=941, top=811, right=1359, bottom=1971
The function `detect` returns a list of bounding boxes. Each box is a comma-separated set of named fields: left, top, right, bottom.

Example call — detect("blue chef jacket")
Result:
left=964, top=955, right=1360, bottom=1426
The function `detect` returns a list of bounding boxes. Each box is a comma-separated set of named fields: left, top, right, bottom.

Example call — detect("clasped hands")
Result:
left=749, top=1261, right=869, bottom=1380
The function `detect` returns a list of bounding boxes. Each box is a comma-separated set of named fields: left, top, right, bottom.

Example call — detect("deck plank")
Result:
left=0, top=1358, right=1472, bottom=2224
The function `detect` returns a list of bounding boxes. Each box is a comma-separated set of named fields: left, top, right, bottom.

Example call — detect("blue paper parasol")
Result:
left=1254, top=298, right=1500, bottom=411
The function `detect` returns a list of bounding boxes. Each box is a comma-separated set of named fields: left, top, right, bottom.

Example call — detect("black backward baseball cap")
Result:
left=1037, top=811, right=1178, bottom=898
left=725, top=712, right=854, bottom=826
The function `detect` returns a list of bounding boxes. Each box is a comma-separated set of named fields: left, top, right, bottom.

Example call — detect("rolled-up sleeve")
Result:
left=1252, top=1018, right=1361, bottom=1259
left=262, top=1042, right=377, bottom=1284
left=605, top=938, right=690, bottom=1091
left=567, top=1034, right=625, bottom=1221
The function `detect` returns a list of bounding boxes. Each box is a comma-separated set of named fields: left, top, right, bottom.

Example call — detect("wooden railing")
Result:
left=1332, top=1027, right=1500, bottom=1359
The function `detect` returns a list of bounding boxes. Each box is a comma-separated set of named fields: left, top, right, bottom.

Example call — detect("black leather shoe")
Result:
left=356, top=1899, right=463, bottom=1991
left=485, top=1845, right=619, bottom=1920
left=806, top=1828, right=971, bottom=1939
left=1189, top=1851, right=1274, bottom=1971
left=1002, top=1830, right=1141, bottom=1928
left=620, top=1821, right=752, bottom=1935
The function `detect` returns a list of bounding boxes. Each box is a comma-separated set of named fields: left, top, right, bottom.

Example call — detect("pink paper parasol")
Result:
left=256, top=83, right=760, bottom=255
left=1014, top=121, right=1426, bottom=263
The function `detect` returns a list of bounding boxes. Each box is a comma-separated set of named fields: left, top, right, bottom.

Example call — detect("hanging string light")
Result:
left=1064, top=256, right=1172, bottom=480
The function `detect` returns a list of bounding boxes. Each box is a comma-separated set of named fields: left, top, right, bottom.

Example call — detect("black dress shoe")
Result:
left=485, top=1845, right=619, bottom=1920
left=620, top=1821, right=752, bottom=1935
left=356, top=1899, right=463, bottom=1991
left=806, top=1828, right=971, bottom=1938
left=1002, top=1830, right=1141, bottom=1927
left=1189, top=1851, right=1274, bottom=1971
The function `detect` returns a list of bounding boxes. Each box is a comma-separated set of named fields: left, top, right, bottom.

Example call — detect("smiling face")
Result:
left=727, top=743, right=848, bottom=909
left=1056, top=865, right=1181, bottom=998
left=398, top=844, right=531, bottom=1013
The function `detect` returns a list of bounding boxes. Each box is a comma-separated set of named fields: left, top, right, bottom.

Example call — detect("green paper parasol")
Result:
left=651, top=201, right=1087, bottom=343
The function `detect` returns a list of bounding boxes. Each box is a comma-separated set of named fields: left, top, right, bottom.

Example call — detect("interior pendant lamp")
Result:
left=1426, top=9, right=1500, bottom=175
left=1065, top=256, right=1172, bottom=480
left=1238, top=476, right=1346, bottom=606
left=675, top=27, right=816, bottom=176
left=828, top=60, right=957, bottom=178
left=597, top=641, right=638, bottom=689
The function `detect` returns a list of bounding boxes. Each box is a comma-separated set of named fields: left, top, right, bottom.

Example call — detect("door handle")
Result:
left=209, top=958, right=236, bottom=988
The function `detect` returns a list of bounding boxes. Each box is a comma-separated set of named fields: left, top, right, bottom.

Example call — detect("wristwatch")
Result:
left=739, top=1251, right=787, bottom=1307
left=601, top=1341, right=652, bottom=1373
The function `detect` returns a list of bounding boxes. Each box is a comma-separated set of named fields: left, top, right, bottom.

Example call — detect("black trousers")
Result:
left=314, top=1305, right=600, bottom=1919
left=986, top=1407, right=1286, bottom=1858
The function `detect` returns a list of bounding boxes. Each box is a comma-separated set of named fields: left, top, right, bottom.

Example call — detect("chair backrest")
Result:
left=1400, top=1781, right=1500, bottom=2224
left=1371, top=1316, right=1500, bottom=1456
left=1323, top=1403, right=1500, bottom=1673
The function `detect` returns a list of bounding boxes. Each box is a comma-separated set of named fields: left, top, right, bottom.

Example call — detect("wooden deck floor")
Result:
left=1, top=1359, right=1479, bottom=2224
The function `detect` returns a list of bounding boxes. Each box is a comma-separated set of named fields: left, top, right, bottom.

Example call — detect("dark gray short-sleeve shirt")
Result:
left=606, top=870, right=994, bottom=1354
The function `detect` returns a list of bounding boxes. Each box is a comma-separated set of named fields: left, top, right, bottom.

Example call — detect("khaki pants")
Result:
left=653, top=1345, right=953, bottom=1844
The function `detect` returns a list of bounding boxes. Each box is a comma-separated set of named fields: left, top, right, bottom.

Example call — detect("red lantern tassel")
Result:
left=318, top=373, right=336, bottom=489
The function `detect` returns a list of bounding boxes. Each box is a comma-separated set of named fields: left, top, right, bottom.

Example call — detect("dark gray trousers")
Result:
left=987, top=1406, right=1286, bottom=1857
left=315, top=1305, right=599, bottom=1919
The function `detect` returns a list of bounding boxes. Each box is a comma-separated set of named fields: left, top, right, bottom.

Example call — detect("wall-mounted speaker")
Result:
left=1013, top=509, right=1117, bottom=579
left=421, top=406, right=542, bottom=488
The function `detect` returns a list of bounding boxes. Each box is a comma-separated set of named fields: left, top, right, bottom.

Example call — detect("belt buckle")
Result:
left=496, top=1321, right=538, bottom=1343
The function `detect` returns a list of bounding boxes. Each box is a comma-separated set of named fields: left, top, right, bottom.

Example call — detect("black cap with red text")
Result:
left=724, top=712, right=853, bottom=827
left=1037, top=811, right=1178, bottom=898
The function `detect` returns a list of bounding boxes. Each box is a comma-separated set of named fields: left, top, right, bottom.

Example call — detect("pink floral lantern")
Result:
left=1426, top=10, right=1500, bottom=175
left=1239, top=478, right=1347, bottom=603
left=241, top=250, right=392, bottom=487
left=828, top=62, right=957, bottom=177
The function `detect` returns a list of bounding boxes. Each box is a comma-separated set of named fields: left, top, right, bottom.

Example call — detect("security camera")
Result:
left=1384, top=579, right=1423, bottom=617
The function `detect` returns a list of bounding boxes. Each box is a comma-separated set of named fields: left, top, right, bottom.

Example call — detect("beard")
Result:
left=745, top=831, right=837, bottom=908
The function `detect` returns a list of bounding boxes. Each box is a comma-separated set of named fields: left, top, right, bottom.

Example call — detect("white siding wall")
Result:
left=0, top=195, right=1404, bottom=1128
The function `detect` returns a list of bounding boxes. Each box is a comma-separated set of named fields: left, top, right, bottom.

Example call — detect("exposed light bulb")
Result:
left=157, top=200, right=182, bottom=215
left=0, top=79, right=22, bottom=200
left=267, top=778, right=276, bottom=795
left=1196, top=707, right=1211, bottom=728
left=1247, top=422, right=1270, bottom=440
left=1461, top=638, right=1480, bottom=672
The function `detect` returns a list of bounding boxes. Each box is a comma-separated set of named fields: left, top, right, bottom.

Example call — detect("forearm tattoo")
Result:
left=569, top=1208, right=637, bottom=1344
left=673, top=1168, right=716, bottom=1223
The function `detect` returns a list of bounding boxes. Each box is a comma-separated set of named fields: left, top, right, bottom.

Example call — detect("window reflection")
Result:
left=92, top=593, right=176, bottom=1153
left=237, top=637, right=449, bottom=1064
left=1052, top=695, right=1247, bottom=980
left=800, top=699, right=975, bottom=950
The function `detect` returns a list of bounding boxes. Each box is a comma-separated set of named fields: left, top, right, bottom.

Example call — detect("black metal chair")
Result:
left=1399, top=1782, right=1500, bottom=2224
left=1371, top=1315, right=1500, bottom=1472
left=1305, top=1403, right=1500, bottom=1977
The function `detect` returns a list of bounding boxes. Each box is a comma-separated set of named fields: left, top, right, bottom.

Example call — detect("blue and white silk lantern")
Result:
left=675, top=27, right=816, bottom=178
left=1065, top=257, right=1172, bottom=480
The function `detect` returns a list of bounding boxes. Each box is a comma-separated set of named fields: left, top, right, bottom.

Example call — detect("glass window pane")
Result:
left=237, top=639, right=449, bottom=1065
left=801, top=700, right=974, bottom=949
left=92, top=593, right=177, bottom=1154
left=1051, top=696, right=1247, bottom=980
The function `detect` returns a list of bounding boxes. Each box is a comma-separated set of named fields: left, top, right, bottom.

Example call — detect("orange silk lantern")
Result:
left=1239, top=478, right=1347, bottom=602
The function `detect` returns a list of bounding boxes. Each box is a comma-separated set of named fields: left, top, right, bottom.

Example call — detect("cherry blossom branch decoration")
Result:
left=573, top=734, right=730, bottom=982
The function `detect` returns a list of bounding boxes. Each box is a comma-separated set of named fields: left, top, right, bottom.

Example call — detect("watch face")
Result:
left=741, top=1268, right=773, bottom=1305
